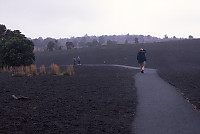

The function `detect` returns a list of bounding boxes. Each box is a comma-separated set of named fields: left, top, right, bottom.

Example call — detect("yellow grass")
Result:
left=1, top=66, right=13, bottom=73
left=50, top=64, right=60, bottom=75
left=3, top=66, right=9, bottom=73
left=66, top=65, right=75, bottom=76
left=40, top=65, right=46, bottom=75
left=9, top=66, right=13, bottom=72
left=25, top=66, right=31, bottom=76
left=30, top=64, right=37, bottom=76
left=1, top=64, right=72, bottom=77
left=12, top=66, right=25, bottom=77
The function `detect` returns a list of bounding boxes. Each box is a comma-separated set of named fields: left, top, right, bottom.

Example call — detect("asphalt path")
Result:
left=131, top=67, right=200, bottom=134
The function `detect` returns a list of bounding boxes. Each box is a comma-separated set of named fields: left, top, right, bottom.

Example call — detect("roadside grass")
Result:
left=60, top=65, right=75, bottom=76
left=12, top=66, right=25, bottom=77
left=1, top=66, right=13, bottom=73
left=30, top=64, right=38, bottom=76
left=40, top=65, right=46, bottom=75
left=50, top=64, right=60, bottom=75
left=1, top=64, right=74, bottom=77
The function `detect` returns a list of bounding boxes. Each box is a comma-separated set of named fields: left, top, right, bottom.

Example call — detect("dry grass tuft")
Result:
left=3, top=66, right=9, bottom=73
left=1, top=66, right=13, bottom=73
left=66, top=65, right=75, bottom=76
left=50, top=64, right=60, bottom=75
left=9, top=66, right=13, bottom=72
left=30, top=64, right=37, bottom=76
left=25, top=66, right=31, bottom=76
left=40, top=65, right=46, bottom=75
left=12, top=66, right=25, bottom=77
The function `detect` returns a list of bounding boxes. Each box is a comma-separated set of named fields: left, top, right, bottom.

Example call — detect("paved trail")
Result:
left=130, top=67, right=200, bottom=134
left=112, top=65, right=200, bottom=134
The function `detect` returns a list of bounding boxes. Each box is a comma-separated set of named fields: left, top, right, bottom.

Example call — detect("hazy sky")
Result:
left=0, top=0, right=200, bottom=39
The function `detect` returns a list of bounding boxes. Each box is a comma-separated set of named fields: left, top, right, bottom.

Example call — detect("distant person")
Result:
left=73, top=57, right=76, bottom=65
left=77, top=56, right=81, bottom=65
left=137, top=48, right=146, bottom=73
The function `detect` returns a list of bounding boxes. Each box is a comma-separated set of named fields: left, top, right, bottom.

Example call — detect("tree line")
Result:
left=0, top=24, right=35, bottom=67
left=32, top=33, right=193, bottom=52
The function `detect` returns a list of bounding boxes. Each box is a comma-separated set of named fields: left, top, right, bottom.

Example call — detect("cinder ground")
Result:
left=0, top=66, right=138, bottom=134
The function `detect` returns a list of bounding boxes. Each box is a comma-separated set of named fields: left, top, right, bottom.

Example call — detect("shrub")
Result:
left=3, top=66, right=9, bottom=73
left=0, top=27, right=35, bottom=67
left=9, top=66, right=13, bottom=72
left=66, top=65, right=75, bottom=76
left=50, top=64, right=60, bottom=75
left=40, top=65, right=46, bottom=75
left=25, top=66, right=31, bottom=76
left=30, top=64, right=37, bottom=76
left=12, top=66, right=25, bottom=77
left=1, top=66, right=13, bottom=73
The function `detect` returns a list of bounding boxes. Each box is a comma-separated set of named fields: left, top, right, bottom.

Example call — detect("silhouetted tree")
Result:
left=164, top=34, right=168, bottom=39
left=0, top=24, right=6, bottom=39
left=65, top=42, right=74, bottom=50
left=0, top=25, right=35, bottom=67
left=0, top=24, right=7, bottom=66
left=189, top=35, right=193, bottom=39
left=135, top=38, right=139, bottom=44
left=98, top=36, right=105, bottom=45
left=54, top=40, right=62, bottom=50
left=43, top=38, right=56, bottom=47
left=72, top=39, right=78, bottom=46
left=92, top=39, right=99, bottom=46
left=47, top=41, right=56, bottom=51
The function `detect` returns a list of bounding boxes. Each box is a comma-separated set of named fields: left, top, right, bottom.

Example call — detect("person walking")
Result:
left=77, top=56, right=81, bottom=65
left=73, top=57, right=76, bottom=65
left=137, top=48, right=146, bottom=73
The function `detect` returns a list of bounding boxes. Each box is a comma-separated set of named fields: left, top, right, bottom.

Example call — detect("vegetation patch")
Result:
left=50, top=64, right=60, bottom=75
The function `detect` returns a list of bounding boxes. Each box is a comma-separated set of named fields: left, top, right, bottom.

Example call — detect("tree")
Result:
left=47, top=41, right=56, bottom=51
left=65, top=42, right=74, bottom=50
left=72, top=39, right=78, bottom=46
left=54, top=40, right=62, bottom=50
left=126, top=34, right=132, bottom=44
left=164, top=34, right=168, bottom=39
left=0, top=25, right=35, bottom=67
left=0, top=24, right=6, bottom=39
left=0, top=24, right=7, bottom=66
left=189, top=35, right=193, bottom=39
left=1, top=38, right=35, bottom=67
left=98, top=36, right=105, bottom=45
left=92, top=39, right=99, bottom=46
left=135, top=38, right=139, bottom=44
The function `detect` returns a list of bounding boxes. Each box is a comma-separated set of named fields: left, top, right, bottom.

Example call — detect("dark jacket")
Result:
left=137, top=50, right=146, bottom=63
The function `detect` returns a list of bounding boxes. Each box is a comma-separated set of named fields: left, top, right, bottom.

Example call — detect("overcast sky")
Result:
left=0, top=0, right=200, bottom=39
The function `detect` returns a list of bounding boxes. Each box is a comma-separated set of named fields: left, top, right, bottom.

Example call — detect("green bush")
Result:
left=0, top=25, right=35, bottom=67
